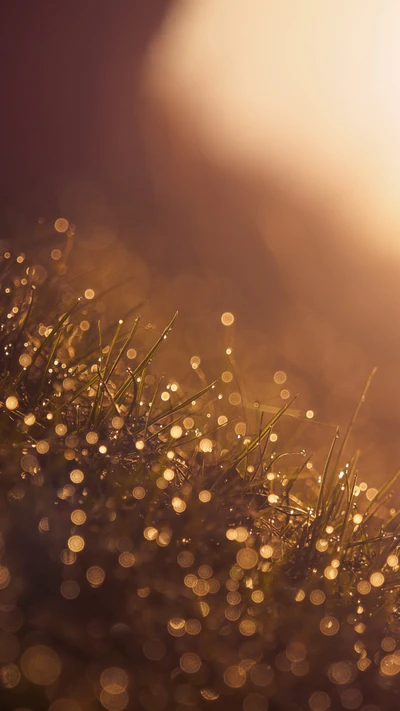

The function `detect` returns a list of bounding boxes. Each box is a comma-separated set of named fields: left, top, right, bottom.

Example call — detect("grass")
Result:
left=0, top=244, right=399, bottom=710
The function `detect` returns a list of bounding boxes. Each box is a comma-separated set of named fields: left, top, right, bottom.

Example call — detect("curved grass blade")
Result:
left=229, top=396, right=297, bottom=469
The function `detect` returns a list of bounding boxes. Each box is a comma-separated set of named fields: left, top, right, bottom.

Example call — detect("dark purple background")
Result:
left=1, top=1, right=166, bottom=223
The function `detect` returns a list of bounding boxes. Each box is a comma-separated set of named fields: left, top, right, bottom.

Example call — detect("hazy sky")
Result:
left=140, top=0, right=400, bottom=477
left=143, top=0, right=400, bottom=251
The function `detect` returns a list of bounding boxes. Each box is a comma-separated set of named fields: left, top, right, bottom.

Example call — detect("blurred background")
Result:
left=2, top=0, right=400, bottom=480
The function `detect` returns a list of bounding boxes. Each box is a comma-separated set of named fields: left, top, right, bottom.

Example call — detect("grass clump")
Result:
left=0, top=246, right=399, bottom=711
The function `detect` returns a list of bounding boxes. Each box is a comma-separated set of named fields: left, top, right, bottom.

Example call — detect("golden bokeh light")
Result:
left=274, top=371, right=287, bottom=384
left=68, top=535, right=85, bottom=553
left=199, top=438, right=213, bottom=453
left=221, top=312, right=235, bottom=326
left=370, top=571, right=385, bottom=587
left=320, top=616, right=340, bottom=636
left=180, top=652, right=202, bottom=673
left=5, top=396, right=18, bottom=411
left=170, top=425, right=183, bottom=439
left=60, top=580, right=80, bottom=600
left=236, top=547, right=258, bottom=570
left=21, top=645, right=61, bottom=686
left=70, top=469, right=84, bottom=484
left=223, top=665, right=246, bottom=688
left=36, top=440, right=50, bottom=454
left=54, top=218, right=69, bottom=233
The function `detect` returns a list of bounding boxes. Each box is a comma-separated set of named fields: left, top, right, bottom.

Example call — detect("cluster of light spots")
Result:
left=381, top=653, right=400, bottom=676
left=168, top=617, right=185, bottom=637
left=172, top=497, right=186, bottom=513
left=221, top=312, right=235, bottom=326
left=324, top=565, right=338, bottom=580
left=100, top=667, right=129, bottom=710
left=144, top=527, right=158, bottom=541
